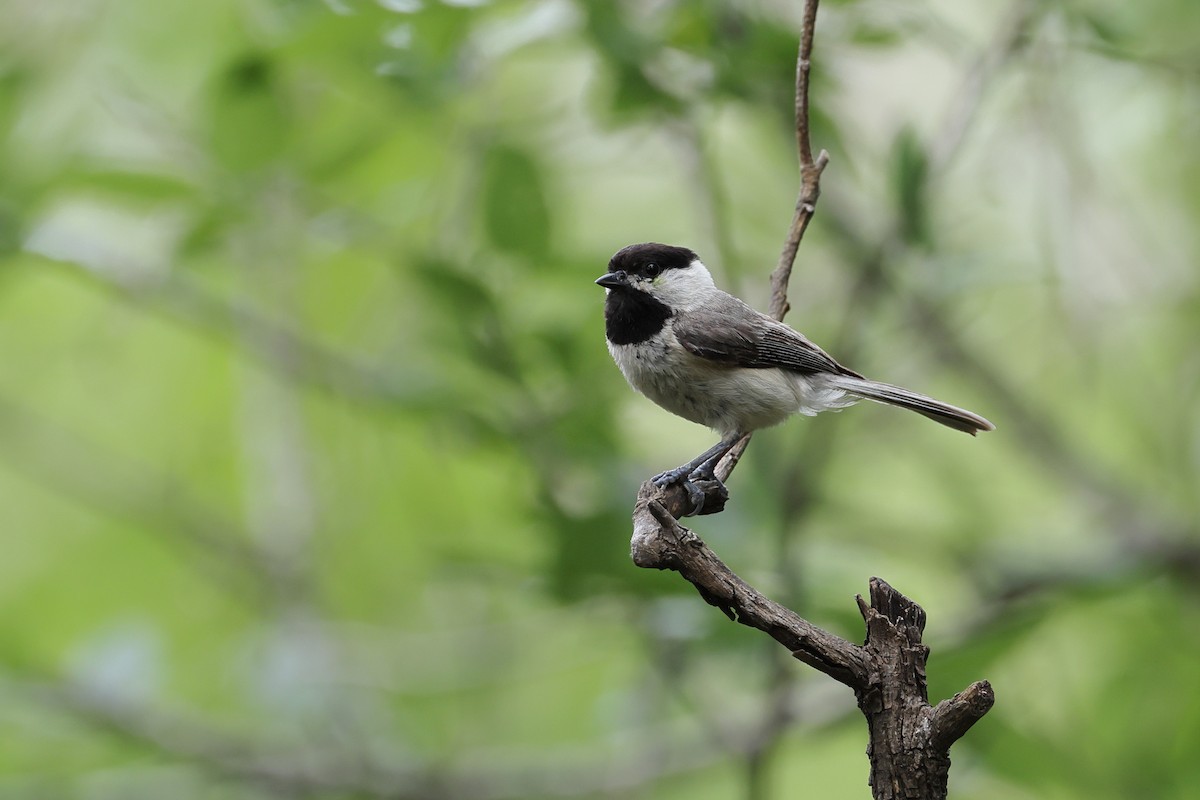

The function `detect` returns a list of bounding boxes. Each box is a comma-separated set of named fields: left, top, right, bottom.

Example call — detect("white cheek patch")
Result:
left=654, top=262, right=716, bottom=311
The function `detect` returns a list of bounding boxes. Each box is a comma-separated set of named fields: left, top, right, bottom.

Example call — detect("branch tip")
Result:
left=930, top=680, right=996, bottom=750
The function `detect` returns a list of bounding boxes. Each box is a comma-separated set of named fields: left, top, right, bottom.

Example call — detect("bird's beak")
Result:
left=595, top=270, right=630, bottom=289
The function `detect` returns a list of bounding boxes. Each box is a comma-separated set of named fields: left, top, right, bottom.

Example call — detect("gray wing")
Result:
left=673, top=294, right=862, bottom=378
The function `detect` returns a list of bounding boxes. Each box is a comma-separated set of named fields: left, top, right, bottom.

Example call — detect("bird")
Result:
left=596, top=242, right=994, bottom=503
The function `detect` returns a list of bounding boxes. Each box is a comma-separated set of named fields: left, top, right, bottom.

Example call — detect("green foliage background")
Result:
left=1, top=0, right=1198, bottom=797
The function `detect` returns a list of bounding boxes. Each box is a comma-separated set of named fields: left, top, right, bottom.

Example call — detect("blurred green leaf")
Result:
left=583, top=2, right=682, bottom=117
left=1079, top=11, right=1125, bottom=45
left=0, top=66, right=28, bottom=138
left=891, top=125, right=931, bottom=247
left=60, top=167, right=199, bottom=206
left=848, top=23, right=903, bottom=47
left=481, top=143, right=551, bottom=261
left=207, top=52, right=290, bottom=171
left=0, top=198, right=19, bottom=256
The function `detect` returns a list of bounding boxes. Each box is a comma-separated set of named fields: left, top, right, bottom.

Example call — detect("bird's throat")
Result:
left=604, top=290, right=672, bottom=345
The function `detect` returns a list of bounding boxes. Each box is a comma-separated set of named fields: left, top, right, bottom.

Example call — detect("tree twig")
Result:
left=768, top=0, right=830, bottom=324
left=705, top=0, right=829, bottom=483
left=636, top=496, right=868, bottom=687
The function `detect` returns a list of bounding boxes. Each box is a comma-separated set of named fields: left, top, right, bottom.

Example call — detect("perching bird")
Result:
left=597, top=242, right=994, bottom=501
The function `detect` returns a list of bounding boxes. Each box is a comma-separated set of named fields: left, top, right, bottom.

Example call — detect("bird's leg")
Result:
left=652, top=433, right=743, bottom=489
left=683, top=435, right=744, bottom=509
left=688, top=435, right=743, bottom=482
left=651, top=433, right=744, bottom=516
left=688, top=456, right=724, bottom=488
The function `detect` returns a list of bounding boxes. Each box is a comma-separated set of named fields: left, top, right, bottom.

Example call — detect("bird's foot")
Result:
left=650, top=465, right=728, bottom=516
left=681, top=479, right=708, bottom=515
left=688, top=459, right=719, bottom=484
left=687, top=473, right=729, bottom=515
left=650, top=468, right=705, bottom=515
left=651, top=465, right=694, bottom=488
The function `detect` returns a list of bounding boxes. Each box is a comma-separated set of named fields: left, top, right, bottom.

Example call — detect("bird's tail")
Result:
left=829, top=376, right=995, bottom=436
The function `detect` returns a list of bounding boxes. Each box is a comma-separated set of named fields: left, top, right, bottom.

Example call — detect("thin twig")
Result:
left=713, top=0, right=829, bottom=481
left=768, top=0, right=829, bottom=324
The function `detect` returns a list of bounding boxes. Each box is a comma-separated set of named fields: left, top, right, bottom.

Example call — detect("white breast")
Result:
left=608, top=329, right=855, bottom=436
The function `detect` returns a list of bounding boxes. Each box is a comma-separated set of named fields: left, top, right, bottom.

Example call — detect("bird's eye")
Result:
left=645, top=262, right=662, bottom=278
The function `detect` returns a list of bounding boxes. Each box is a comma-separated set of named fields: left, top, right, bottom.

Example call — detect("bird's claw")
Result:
left=651, top=466, right=692, bottom=488
left=651, top=464, right=728, bottom=516
left=682, top=479, right=707, bottom=515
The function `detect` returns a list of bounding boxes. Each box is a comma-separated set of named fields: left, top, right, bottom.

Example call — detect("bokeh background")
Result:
left=2, top=0, right=1198, bottom=798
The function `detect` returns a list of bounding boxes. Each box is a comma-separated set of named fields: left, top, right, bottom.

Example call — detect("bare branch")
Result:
left=930, top=681, right=996, bottom=751
left=634, top=495, right=868, bottom=687
left=768, top=0, right=830, bottom=323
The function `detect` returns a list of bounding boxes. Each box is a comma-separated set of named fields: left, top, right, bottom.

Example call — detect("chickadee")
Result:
left=597, top=242, right=994, bottom=499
